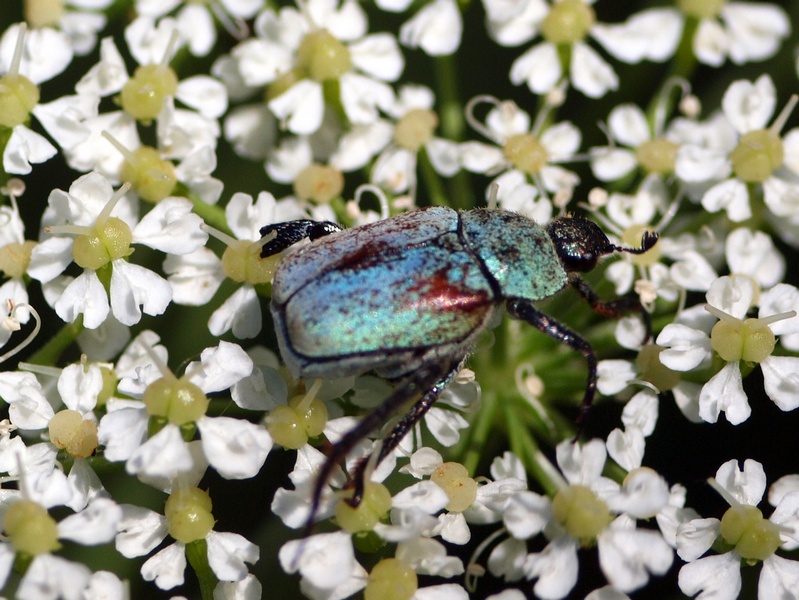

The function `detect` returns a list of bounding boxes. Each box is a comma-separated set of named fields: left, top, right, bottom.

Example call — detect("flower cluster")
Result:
left=0, top=1, right=798, bottom=599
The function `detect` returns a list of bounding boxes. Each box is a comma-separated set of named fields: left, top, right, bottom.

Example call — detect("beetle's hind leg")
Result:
left=301, top=359, right=459, bottom=534
left=347, top=362, right=463, bottom=507
left=259, top=219, right=343, bottom=257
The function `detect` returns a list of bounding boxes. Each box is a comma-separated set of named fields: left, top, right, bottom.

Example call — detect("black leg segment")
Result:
left=568, top=274, right=652, bottom=342
left=506, top=298, right=597, bottom=424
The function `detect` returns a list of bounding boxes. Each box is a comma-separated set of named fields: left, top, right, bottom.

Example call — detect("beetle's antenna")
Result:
left=611, top=230, right=659, bottom=255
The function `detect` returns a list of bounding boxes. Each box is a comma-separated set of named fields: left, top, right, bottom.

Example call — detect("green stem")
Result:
left=503, top=396, right=559, bottom=497
left=186, top=538, right=218, bottom=600
left=26, top=318, right=83, bottom=365
left=460, top=387, right=497, bottom=476
left=418, top=146, right=448, bottom=207
left=178, top=185, right=230, bottom=235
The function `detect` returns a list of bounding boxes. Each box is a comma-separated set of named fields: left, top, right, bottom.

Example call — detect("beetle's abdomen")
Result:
left=282, top=240, right=495, bottom=361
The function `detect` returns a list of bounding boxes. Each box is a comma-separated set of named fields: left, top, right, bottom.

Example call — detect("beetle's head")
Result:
left=546, top=216, right=658, bottom=273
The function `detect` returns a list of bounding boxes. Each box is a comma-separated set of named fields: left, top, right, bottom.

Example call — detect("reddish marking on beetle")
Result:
left=408, top=268, right=490, bottom=313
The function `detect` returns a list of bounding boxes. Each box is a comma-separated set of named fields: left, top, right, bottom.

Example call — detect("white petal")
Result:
left=722, top=3, right=790, bottom=64
left=715, top=458, right=766, bottom=506
left=502, top=491, right=551, bottom=540
left=459, top=141, right=504, bottom=173
left=570, top=42, right=618, bottom=99
left=607, top=468, right=670, bottom=519
left=706, top=275, right=756, bottom=320
left=58, top=362, right=103, bottom=414
left=141, top=542, right=187, bottom=590
left=198, top=416, right=272, bottom=479
left=525, top=536, right=579, bottom=600
left=98, top=407, right=149, bottom=462
left=208, top=285, right=262, bottom=339
left=339, top=72, right=396, bottom=124
left=133, top=197, right=208, bottom=254
left=55, top=270, right=110, bottom=329
left=75, top=37, right=128, bottom=96
left=268, top=80, right=324, bottom=135
left=4, top=125, right=57, bottom=174
left=27, top=236, right=74, bottom=283
left=425, top=406, right=468, bottom=447
left=760, top=555, right=799, bottom=599
left=598, top=525, right=673, bottom=591
left=396, top=538, right=464, bottom=577
left=176, top=75, right=228, bottom=118
left=426, top=137, right=460, bottom=176
left=399, top=0, right=462, bottom=56
left=698, top=362, right=749, bottom=424
left=163, top=247, right=225, bottom=306
left=678, top=552, right=741, bottom=599
left=509, top=42, right=561, bottom=95
left=656, top=324, right=712, bottom=371
left=18, top=555, right=90, bottom=600
left=110, top=261, right=172, bottom=326
left=58, top=498, right=122, bottom=545
left=279, top=531, right=355, bottom=589
left=392, top=481, right=449, bottom=514
left=606, top=427, right=645, bottom=472
left=32, top=93, right=98, bottom=151
left=332, top=121, right=393, bottom=172
left=675, top=517, right=720, bottom=561
left=675, top=144, right=731, bottom=183
left=540, top=121, right=580, bottom=159
left=591, top=8, right=682, bottom=63
left=762, top=356, right=799, bottom=412
left=116, top=504, right=168, bottom=558
left=0, top=25, right=73, bottom=84
left=591, top=147, right=638, bottom=181
left=725, top=228, right=784, bottom=288
left=206, top=530, right=259, bottom=582
left=621, top=390, right=659, bottom=436
left=701, top=178, right=751, bottom=222
left=608, top=104, right=651, bottom=147
left=693, top=18, right=728, bottom=67
left=126, top=425, right=195, bottom=479
left=350, top=33, right=404, bottom=81
left=722, top=74, right=776, bottom=134
left=556, top=438, right=606, bottom=486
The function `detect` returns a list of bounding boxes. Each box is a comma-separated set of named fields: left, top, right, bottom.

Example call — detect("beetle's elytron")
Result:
left=261, top=206, right=657, bottom=527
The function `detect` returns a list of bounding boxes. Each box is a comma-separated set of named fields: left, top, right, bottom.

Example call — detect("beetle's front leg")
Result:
left=259, top=219, right=343, bottom=257
left=506, top=298, right=597, bottom=424
left=568, top=275, right=652, bottom=342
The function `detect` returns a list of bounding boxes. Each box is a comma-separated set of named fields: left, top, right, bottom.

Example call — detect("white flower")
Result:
left=677, top=459, right=799, bottom=599
left=231, top=0, right=403, bottom=135
left=98, top=335, right=265, bottom=483
left=657, top=275, right=799, bottom=424
left=0, top=25, right=65, bottom=174
left=483, top=0, right=638, bottom=98
left=28, top=172, right=206, bottom=328
left=460, top=96, right=578, bottom=216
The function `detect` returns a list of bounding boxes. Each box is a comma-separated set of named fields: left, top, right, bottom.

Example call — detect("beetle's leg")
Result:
left=568, top=274, right=652, bottom=342
left=259, top=220, right=343, bottom=257
left=347, top=364, right=462, bottom=506
left=506, top=298, right=597, bottom=424
left=302, top=361, right=456, bottom=532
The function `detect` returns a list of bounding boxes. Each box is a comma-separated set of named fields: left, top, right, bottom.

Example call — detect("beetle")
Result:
left=260, top=206, right=657, bottom=524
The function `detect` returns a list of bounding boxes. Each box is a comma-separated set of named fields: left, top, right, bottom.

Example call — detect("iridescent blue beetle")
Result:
left=260, top=207, right=657, bottom=517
